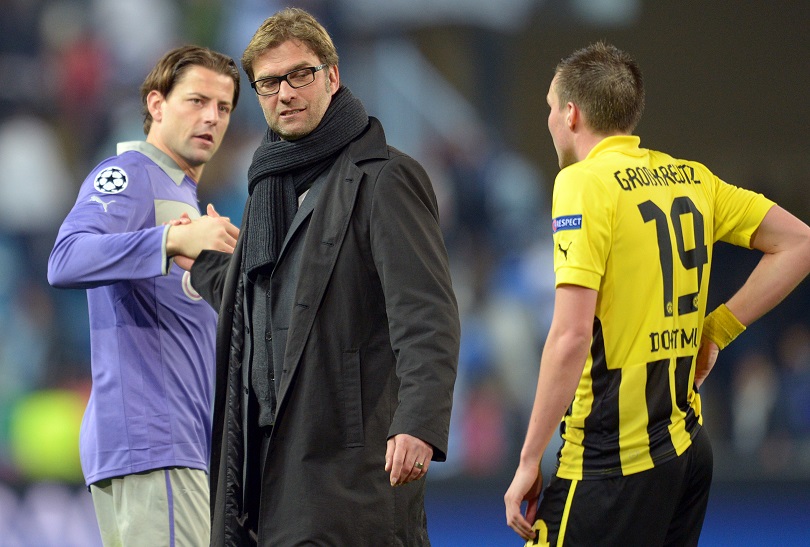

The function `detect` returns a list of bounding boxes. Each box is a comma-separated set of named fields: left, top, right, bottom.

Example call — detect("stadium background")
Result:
left=0, top=1, right=807, bottom=544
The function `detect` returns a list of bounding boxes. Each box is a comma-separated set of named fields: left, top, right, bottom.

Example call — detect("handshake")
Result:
left=165, top=203, right=240, bottom=271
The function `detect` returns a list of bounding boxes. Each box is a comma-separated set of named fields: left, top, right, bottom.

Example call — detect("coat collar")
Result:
left=275, top=116, right=389, bottom=266
left=344, top=117, right=390, bottom=165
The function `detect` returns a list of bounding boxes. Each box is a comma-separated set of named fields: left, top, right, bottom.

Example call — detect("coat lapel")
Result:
left=275, top=172, right=328, bottom=266
left=273, top=156, right=364, bottom=411
left=270, top=118, right=390, bottom=421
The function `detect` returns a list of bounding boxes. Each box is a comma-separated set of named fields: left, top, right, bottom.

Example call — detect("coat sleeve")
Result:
left=190, top=249, right=232, bottom=311
left=369, top=153, right=460, bottom=461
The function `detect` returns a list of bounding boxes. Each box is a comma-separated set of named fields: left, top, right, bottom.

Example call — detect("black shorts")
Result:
left=532, top=427, right=713, bottom=547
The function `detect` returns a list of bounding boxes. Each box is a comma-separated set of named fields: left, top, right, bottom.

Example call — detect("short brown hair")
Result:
left=241, top=7, right=339, bottom=82
left=140, top=45, right=241, bottom=135
left=554, top=41, right=644, bottom=134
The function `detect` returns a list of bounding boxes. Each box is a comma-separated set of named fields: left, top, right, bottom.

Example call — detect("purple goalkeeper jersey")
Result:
left=48, top=141, right=217, bottom=486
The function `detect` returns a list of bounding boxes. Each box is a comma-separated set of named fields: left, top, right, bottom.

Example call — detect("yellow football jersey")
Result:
left=551, top=135, right=774, bottom=480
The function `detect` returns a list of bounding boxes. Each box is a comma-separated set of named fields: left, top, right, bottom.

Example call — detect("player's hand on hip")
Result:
left=695, top=337, right=719, bottom=389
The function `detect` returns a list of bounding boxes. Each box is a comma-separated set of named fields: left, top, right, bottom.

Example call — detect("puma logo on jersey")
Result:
left=90, top=195, right=115, bottom=212
left=558, top=242, right=572, bottom=260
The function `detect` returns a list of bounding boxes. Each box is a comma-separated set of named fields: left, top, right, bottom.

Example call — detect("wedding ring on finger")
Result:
left=414, top=461, right=425, bottom=470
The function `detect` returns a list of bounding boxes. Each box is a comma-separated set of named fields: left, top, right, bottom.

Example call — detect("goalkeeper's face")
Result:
left=145, top=65, right=236, bottom=181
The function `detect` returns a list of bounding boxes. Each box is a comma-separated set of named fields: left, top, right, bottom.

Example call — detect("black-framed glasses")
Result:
left=250, top=65, right=327, bottom=96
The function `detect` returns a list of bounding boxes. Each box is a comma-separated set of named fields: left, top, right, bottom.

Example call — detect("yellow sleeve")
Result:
left=711, top=175, right=775, bottom=248
left=551, top=167, right=614, bottom=290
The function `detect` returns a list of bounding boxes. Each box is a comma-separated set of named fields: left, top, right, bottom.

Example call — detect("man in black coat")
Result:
left=180, top=7, right=460, bottom=546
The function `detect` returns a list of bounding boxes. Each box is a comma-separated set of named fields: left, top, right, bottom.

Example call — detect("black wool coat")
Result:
left=191, top=118, right=460, bottom=546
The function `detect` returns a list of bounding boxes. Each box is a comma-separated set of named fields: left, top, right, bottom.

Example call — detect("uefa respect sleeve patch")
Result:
left=552, top=214, right=582, bottom=233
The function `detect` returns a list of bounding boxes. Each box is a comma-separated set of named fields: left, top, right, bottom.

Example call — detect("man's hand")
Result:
left=504, top=460, right=543, bottom=541
left=167, top=204, right=239, bottom=270
left=385, top=434, right=433, bottom=486
left=695, top=337, right=719, bottom=389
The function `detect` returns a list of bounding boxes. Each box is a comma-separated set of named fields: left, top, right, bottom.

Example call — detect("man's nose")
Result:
left=277, top=79, right=297, bottom=100
left=203, top=102, right=221, bottom=123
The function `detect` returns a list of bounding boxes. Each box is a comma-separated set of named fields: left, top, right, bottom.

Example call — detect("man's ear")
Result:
left=146, top=90, right=165, bottom=124
left=328, top=64, right=340, bottom=95
left=565, top=102, right=578, bottom=130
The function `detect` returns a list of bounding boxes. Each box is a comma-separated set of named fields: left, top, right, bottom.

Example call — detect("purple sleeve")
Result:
left=48, top=161, right=169, bottom=289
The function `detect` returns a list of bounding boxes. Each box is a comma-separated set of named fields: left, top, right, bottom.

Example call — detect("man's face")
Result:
left=251, top=39, right=339, bottom=141
left=147, top=66, right=235, bottom=181
left=547, top=75, right=576, bottom=169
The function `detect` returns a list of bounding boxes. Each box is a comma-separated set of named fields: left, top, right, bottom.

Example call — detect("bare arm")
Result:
left=696, top=205, right=810, bottom=387
left=726, top=206, right=810, bottom=324
left=504, top=284, right=597, bottom=541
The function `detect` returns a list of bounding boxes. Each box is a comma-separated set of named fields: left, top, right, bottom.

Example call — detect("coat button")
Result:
left=265, top=332, right=272, bottom=341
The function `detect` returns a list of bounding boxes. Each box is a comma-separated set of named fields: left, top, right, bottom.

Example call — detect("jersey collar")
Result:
left=586, top=135, right=644, bottom=160
left=117, top=141, right=187, bottom=187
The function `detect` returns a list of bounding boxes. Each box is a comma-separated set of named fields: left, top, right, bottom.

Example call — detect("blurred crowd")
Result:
left=0, top=2, right=809, bottom=543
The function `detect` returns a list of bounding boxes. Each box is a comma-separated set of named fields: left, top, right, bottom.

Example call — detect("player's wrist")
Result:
left=165, top=223, right=190, bottom=257
left=702, top=303, right=745, bottom=350
left=164, top=224, right=177, bottom=256
left=518, top=451, right=543, bottom=469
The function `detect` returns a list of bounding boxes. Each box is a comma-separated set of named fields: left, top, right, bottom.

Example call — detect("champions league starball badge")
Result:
left=94, top=167, right=128, bottom=194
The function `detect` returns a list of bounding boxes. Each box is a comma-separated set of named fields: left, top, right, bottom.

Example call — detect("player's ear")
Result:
left=566, top=102, right=577, bottom=130
left=146, top=90, right=165, bottom=124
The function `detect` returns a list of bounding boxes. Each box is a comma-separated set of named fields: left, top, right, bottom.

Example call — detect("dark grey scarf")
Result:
left=243, top=86, right=369, bottom=276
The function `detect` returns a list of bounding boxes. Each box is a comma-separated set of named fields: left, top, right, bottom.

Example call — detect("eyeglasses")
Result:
left=250, top=65, right=327, bottom=96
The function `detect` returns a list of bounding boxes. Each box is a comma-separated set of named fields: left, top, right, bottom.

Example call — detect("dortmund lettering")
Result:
left=649, top=327, right=699, bottom=352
